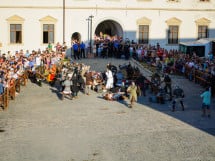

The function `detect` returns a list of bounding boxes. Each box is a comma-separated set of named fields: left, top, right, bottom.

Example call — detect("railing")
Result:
left=184, top=65, right=211, bottom=88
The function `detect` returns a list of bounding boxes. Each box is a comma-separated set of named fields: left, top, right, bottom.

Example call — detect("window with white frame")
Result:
left=137, top=0, right=152, bottom=1
left=139, top=25, right=149, bottom=44
left=198, top=25, right=208, bottom=39
left=167, top=0, right=180, bottom=2
left=7, top=15, right=24, bottom=44
left=39, top=15, right=57, bottom=45
left=43, top=24, right=54, bottom=44
left=10, top=24, right=22, bottom=44
left=166, top=17, right=181, bottom=45
left=168, top=25, right=179, bottom=44
left=195, top=17, right=211, bottom=40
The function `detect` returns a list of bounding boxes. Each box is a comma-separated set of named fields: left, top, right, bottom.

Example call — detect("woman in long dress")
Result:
left=105, top=68, right=113, bottom=90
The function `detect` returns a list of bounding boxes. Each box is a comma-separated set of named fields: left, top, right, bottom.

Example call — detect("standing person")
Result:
left=61, top=76, right=73, bottom=100
left=72, top=42, right=79, bottom=60
left=124, top=39, right=130, bottom=60
left=172, top=86, right=185, bottom=112
left=71, top=68, right=80, bottom=98
left=105, top=67, right=114, bottom=90
left=80, top=41, right=86, bottom=58
left=200, top=87, right=211, bottom=117
left=62, top=42, right=67, bottom=52
left=136, top=74, right=147, bottom=97
left=48, top=42, right=52, bottom=52
left=84, top=71, right=93, bottom=95
left=62, top=42, right=67, bottom=59
left=127, top=81, right=137, bottom=108
left=55, top=42, right=62, bottom=53
left=163, top=73, right=172, bottom=100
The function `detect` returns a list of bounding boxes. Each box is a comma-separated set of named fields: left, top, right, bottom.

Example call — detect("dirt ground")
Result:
left=0, top=58, right=215, bottom=161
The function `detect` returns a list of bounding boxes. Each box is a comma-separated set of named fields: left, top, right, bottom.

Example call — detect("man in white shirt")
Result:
left=105, top=68, right=113, bottom=90
left=35, top=54, right=41, bottom=67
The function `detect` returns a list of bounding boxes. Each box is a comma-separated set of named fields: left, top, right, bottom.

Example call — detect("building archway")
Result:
left=95, top=20, right=123, bottom=38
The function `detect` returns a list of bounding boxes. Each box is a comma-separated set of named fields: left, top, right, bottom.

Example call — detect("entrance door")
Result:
left=95, top=20, right=123, bottom=37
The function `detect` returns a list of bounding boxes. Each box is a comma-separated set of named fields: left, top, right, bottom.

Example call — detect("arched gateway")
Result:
left=95, top=20, right=123, bottom=38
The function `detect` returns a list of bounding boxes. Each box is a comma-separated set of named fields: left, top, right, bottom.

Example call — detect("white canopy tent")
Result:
left=179, top=38, right=215, bottom=57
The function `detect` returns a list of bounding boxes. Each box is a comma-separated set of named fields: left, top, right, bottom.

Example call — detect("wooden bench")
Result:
left=9, top=83, right=16, bottom=100
left=19, top=71, right=28, bottom=86
left=194, top=69, right=211, bottom=87
left=195, top=76, right=210, bottom=87
left=0, top=88, right=9, bottom=110
left=0, top=71, right=30, bottom=110
left=15, top=78, right=21, bottom=93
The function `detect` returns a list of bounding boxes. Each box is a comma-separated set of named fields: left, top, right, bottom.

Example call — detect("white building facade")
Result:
left=0, top=0, right=215, bottom=54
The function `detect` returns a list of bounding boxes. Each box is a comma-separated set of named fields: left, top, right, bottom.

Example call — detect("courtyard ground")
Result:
left=0, top=58, right=215, bottom=161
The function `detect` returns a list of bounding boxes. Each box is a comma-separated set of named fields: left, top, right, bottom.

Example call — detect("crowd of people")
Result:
left=0, top=43, right=68, bottom=108
left=0, top=38, right=214, bottom=114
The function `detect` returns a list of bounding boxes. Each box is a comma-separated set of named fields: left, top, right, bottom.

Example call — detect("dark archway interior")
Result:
left=95, top=20, right=123, bottom=37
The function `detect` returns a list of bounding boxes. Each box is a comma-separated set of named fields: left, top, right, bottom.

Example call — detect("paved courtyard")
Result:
left=0, top=58, right=215, bottom=161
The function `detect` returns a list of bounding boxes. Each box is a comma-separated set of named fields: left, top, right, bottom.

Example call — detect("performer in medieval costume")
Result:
left=71, top=68, right=80, bottom=98
left=61, top=75, right=73, bottom=100
left=127, top=81, right=137, bottom=108
left=84, top=71, right=93, bottom=95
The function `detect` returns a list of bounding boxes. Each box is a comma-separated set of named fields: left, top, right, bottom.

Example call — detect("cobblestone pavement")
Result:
left=0, top=58, right=215, bottom=161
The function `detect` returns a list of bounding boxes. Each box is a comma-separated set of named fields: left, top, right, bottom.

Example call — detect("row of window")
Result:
left=10, top=24, right=54, bottom=44
left=10, top=23, right=208, bottom=45
left=75, top=0, right=210, bottom=2
left=105, top=0, right=210, bottom=1
left=138, top=25, right=208, bottom=44
left=167, top=0, right=209, bottom=1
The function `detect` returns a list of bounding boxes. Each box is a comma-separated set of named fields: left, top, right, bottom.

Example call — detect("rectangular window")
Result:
left=168, top=25, right=179, bottom=44
left=10, top=24, right=22, bottom=44
left=43, top=24, right=54, bottom=44
left=198, top=26, right=208, bottom=39
left=137, top=0, right=152, bottom=1
left=167, top=0, right=180, bottom=2
left=139, top=25, right=149, bottom=44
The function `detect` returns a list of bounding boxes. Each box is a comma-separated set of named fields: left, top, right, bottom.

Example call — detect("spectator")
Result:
left=200, top=87, right=211, bottom=117
left=80, top=41, right=86, bottom=58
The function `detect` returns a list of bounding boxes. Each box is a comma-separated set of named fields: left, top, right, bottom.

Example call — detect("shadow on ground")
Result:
left=136, top=88, right=215, bottom=136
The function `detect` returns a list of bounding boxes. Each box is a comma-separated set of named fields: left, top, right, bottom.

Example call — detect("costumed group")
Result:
left=31, top=56, right=186, bottom=110
left=44, top=61, right=141, bottom=108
